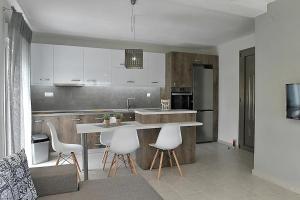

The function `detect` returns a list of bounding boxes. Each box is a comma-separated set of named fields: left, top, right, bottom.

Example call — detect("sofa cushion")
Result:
left=0, top=159, right=15, bottom=199
left=38, top=176, right=162, bottom=200
left=2, top=149, right=38, bottom=200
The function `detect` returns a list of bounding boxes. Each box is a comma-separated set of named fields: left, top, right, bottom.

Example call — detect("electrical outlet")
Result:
left=45, top=92, right=54, bottom=97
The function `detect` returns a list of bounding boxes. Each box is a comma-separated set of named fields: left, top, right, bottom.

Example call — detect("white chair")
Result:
left=47, top=122, right=82, bottom=180
left=101, top=117, right=116, bottom=170
left=149, top=124, right=183, bottom=180
left=108, top=126, right=140, bottom=177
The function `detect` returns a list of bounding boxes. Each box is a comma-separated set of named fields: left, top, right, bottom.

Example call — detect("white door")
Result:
left=31, top=43, right=53, bottom=85
left=53, top=45, right=84, bottom=85
left=84, top=48, right=111, bottom=85
left=145, top=52, right=165, bottom=87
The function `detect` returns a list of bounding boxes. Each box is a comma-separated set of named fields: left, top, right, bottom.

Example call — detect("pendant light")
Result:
left=125, top=0, right=143, bottom=69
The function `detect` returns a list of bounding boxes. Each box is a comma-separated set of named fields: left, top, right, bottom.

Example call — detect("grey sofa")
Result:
left=30, top=165, right=162, bottom=200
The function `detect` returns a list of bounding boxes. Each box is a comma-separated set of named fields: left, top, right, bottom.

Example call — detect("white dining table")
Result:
left=76, top=121, right=203, bottom=180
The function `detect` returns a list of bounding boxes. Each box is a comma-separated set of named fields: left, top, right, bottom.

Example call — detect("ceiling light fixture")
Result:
left=125, top=0, right=143, bottom=69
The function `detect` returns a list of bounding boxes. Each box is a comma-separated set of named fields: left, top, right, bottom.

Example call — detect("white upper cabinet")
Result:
left=111, top=67, right=148, bottom=87
left=31, top=44, right=166, bottom=87
left=84, top=48, right=111, bottom=85
left=53, top=45, right=84, bottom=85
left=31, top=44, right=54, bottom=85
left=111, top=52, right=148, bottom=87
left=145, top=52, right=165, bottom=87
left=110, top=49, right=125, bottom=68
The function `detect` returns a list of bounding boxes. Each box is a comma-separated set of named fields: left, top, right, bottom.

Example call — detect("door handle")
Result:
left=72, top=118, right=81, bottom=121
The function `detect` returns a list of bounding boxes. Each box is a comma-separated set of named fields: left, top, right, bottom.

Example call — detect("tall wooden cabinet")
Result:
left=164, top=52, right=219, bottom=141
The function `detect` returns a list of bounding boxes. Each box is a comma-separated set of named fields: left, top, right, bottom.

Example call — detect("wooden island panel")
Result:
left=135, top=113, right=196, bottom=124
left=135, top=112, right=197, bottom=170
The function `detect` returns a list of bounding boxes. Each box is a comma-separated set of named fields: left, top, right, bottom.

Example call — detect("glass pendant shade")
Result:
left=125, top=49, right=143, bottom=69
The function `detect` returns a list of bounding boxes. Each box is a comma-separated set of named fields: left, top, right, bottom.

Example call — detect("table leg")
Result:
left=81, top=133, right=88, bottom=181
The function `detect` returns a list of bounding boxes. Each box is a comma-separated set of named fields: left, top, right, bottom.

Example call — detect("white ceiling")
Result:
left=17, top=0, right=274, bottom=47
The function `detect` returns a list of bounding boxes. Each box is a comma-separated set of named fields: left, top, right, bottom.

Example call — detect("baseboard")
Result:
left=217, top=139, right=233, bottom=147
left=252, top=169, right=300, bottom=194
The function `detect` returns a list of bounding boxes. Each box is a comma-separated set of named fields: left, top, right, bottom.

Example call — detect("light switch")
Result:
left=45, top=92, right=54, bottom=97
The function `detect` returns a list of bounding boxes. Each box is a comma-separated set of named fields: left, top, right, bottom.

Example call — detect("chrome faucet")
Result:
left=127, top=98, right=136, bottom=110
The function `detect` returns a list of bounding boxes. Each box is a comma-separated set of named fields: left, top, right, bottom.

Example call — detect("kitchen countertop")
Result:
left=134, top=109, right=197, bottom=115
left=76, top=121, right=203, bottom=134
left=32, top=108, right=160, bottom=117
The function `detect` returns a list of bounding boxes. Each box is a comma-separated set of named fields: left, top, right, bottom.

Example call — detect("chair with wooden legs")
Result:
left=108, top=126, right=140, bottom=177
left=47, top=122, right=82, bottom=181
left=100, top=117, right=116, bottom=170
left=149, top=124, right=183, bottom=180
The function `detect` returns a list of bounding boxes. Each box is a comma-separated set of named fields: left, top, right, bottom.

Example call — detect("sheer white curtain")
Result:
left=4, top=11, right=32, bottom=158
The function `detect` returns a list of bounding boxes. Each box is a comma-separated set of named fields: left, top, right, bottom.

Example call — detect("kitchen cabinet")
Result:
left=110, top=49, right=125, bottom=67
left=122, top=112, right=135, bottom=121
left=164, top=52, right=219, bottom=142
left=145, top=52, right=165, bottom=87
left=170, top=52, right=194, bottom=87
left=84, top=48, right=111, bottom=85
left=111, top=67, right=145, bottom=86
left=165, top=52, right=218, bottom=91
left=111, top=52, right=165, bottom=87
left=31, top=44, right=54, bottom=85
left=32, top=114, right=103, bottom=150
left=31, top=43, right=166, bottom=87
left=111, top=53, right=148, bottom=87
left=79, top=115, right=101, bottom=149
left=53, top=45, right=84, bottom=85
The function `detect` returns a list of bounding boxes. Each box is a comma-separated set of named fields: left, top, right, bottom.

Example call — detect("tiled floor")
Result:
left=33, top=143, right=300, bottom=200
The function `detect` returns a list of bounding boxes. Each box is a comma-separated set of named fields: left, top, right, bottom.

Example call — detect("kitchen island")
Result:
left=134, top=109, right=199, bottom=170
left=76, top=109, right=202, bottom=180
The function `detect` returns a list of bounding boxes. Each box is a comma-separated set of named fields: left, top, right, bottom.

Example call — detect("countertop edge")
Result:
left=134, top=110, right=197, bottom=115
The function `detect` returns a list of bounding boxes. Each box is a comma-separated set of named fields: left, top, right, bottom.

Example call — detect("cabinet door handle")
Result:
left=87, top=79, right=96, bottom=82
left=194, top=59, right=202, bottom=62
left=120, top=63, right=125, bottom=66
left=95, top=117, right=103, bottom=120
left=152, top=81, right=159, bottom=84
left=72, top=118, right=81, bottom=121
left=127, top=81, right=135, bottom=83
left=71, top=79, right=81, bottom=82
left=34, top=120, right=43, bottom=123
left=45, top=78, right=50, bottom=81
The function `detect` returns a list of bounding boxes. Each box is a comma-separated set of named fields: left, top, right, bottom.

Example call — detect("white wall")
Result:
left=217, top=34, right=255, bottom=145
left=253, top=0, right=300, bottom=193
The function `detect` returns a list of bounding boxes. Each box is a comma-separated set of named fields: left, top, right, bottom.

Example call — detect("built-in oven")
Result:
left=171, top=87, right=193, bottom=110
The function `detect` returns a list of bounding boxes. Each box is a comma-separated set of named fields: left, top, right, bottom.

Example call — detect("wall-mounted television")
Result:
left=286, top=83, right=300, bottom=119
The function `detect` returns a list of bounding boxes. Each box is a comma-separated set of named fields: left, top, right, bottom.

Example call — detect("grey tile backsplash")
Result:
left=31, top=86, right=161, bottom=111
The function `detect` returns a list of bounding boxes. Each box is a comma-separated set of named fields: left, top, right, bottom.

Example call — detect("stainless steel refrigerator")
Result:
left=193, top=64, right=215, bottom=143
